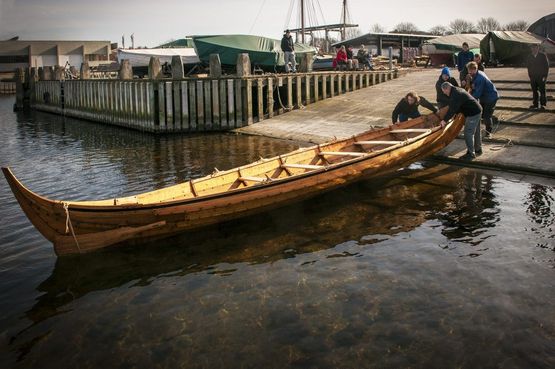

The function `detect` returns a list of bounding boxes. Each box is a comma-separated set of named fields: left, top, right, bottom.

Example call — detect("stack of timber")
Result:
left=2, top=108, right=464, bottom=256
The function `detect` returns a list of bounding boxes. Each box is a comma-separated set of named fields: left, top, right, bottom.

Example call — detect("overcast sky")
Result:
left=0, top=0, right=553, bottom=47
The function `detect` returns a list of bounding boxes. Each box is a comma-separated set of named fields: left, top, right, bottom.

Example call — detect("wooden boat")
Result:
left=2, top=109, right=463, bottom=256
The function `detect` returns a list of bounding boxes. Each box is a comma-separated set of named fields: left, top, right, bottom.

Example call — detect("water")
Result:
left=0, top=95, right=554, bottom=368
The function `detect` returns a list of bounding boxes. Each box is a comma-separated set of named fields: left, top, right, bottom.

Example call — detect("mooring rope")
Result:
left=63, top=202, right=81, bottom=252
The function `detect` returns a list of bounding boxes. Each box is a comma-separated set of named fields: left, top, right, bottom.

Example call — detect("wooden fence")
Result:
left=0, top=81, right=16, bottom=94
left=32, top=70, right=398, bottom=133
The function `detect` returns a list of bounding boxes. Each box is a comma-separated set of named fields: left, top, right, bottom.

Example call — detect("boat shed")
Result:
left=0, top=40, right=112, bottom=73
left=332, top=32, right=437, bottom=62
left=528, top=12, right=555, bottom=39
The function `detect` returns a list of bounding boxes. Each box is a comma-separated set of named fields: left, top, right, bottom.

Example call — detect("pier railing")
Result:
left=0, top=81, right=16, bottom=94
left=32, top=70, right=398, bottom=132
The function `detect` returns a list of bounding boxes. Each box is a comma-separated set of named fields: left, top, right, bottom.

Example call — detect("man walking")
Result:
left=527, top=44, right=549, bottom=110
left=440, top=82, right=483, bottom=160
left=281, top=30, right=296, bottom=73
left=467, top=62, right=499, bottom=138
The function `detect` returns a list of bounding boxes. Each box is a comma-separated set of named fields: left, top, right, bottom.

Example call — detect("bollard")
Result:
left=29, top=68, right=38, bottom=105
left=53, top=65, right=64, bottom=80
left=119, top=59, right=133, bottom=80
left=38, top=67, right=45, bottom=81
left=388, top=47, right=393, bottom=70
left=299, top=53, right=313, bottom=73
left=69, top=66, right=78, bottom=79
left=209, top=54, right=222, bottom=78
left=171, top=55, right=184, bottom=79
left=236, top=53, right=251, bottom=77
left=44, top=66, right=54, bottom=81
left=148, top=57, right=161, bottom=79
left=80, top=61, right=90, bottom=79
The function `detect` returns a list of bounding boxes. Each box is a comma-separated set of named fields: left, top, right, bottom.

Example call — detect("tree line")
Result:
left=365, top=17, right=529, bottom=36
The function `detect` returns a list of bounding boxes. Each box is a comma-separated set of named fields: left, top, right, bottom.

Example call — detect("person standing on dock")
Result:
left=467, top=62, right=499, bottom=138
left=281, top=30, right=296, bottom=73
left=527, top=44, right=549, bottom=110
left=436, top=67, right=459, bottom=108
left=457, top=42, right=474, bottom=88
left=392, top=92, right=437, bottom=123
left=440, top=82, right=483, bottom=160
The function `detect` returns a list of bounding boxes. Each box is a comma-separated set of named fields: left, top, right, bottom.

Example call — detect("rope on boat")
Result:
left=63, top=202, right=81, bottom=253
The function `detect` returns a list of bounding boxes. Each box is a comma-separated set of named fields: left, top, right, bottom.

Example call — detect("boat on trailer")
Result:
left=2, top=108, right=463, bottom=256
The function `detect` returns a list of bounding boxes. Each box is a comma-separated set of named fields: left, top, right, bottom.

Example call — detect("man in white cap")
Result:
left=440, top=82, right=483, bottom=160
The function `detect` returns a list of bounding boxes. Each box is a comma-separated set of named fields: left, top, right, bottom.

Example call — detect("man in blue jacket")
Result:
left=468, top=62, right=499, bottom=137
left=457, top=42, right=474, bottom=87
left=440, top=82, right=483, bottom=160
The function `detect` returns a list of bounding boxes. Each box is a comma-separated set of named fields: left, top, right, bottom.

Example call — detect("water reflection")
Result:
left=525, top=184, right=555, bottom=252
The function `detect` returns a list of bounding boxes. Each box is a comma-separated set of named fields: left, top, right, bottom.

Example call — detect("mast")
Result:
left=300, top=0, right=305, bottom=43
left=342, top=0, right=347, bottom=40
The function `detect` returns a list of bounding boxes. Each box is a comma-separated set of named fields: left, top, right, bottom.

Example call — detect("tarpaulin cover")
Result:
left=423, top=33, right=485, bottom=53
left=192, top=34, right=316, bottom=67
left=480, top=31, right=544, bottom=64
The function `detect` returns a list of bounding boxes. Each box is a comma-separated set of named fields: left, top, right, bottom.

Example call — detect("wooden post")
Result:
left=313, top=75, right=319, bottom=102
left=210, top=54, right=222, bottom=78
left=165, top=81, right=174, bottom=130
left=234, top=79, right=243, bottom=126
left=295, top=75, right=302, bottom=108
left=227, top=79, right=235, bottom=127
left=181, top=81, right=189, bottom=130
left=119, top=60, right=133, bottom=80
left=188, top=82, right=197, bottom=130
left=173, top=81, right=181, bottom=129
left=80, top=61, right=90, bottom=79
left=53, top=65, right=64, bottom=81
left=148, top=57, right=161, bottom=80
left=211, top=79, right=220, bottom=128
left=329, top=74, right=335, bottom=98
left=196, top=80, right=204, bottom=130
left=299, top=53, right=313, bottom=73
left=236, top=53, right=251, bottom=77
left=267, top=77, right=274, bottom=118
left=321, top=74, right=327, bottom=99
left=204, top=80, right=212, bottom=129
left=219, top=80, right=227, bottom=128
left=286, top=76, right=293, bottom=110
left=171, top=55, right=184, bottom=79
left=157, top=81, right=166, bottom=127
left=44, top=66, right=53, bottom=81
left=245, top=78, right=253, bottom=125
left=29, top=68, right=38, bottom=105
left=344, top=73, right=350, bottom=92
left=15, top=68, right=25, bottom=110
left=304, top=75, right=311, bottom=105
left=257, top=78, right=264, bottom=121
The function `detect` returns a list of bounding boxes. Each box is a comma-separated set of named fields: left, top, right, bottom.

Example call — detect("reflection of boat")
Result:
left=422, top=34, right=485, bottom=66
left=2, top=108, right=464, bottom=256
left=192, top=34, right=317, bottom=69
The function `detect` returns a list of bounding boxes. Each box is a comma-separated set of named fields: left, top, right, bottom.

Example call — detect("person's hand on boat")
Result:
left=439, top=120, right=447, bottom=128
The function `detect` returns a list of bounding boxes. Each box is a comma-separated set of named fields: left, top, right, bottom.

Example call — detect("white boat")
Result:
left=117, top=48, right=200, bottom=67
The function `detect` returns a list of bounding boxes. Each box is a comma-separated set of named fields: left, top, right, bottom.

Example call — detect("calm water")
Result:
left=0, top=95, right=554, bottom=369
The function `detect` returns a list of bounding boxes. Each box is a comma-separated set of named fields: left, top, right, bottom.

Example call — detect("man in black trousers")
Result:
left=527, top=44, right=549, bottom=110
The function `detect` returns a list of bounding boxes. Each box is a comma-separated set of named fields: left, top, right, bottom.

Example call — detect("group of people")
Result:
left=392, top=42, right=549, bottom=161
left=332, top=44, right=373, bottom=71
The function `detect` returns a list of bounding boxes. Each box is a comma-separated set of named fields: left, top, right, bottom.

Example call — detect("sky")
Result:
left=0, top=0, right=553, bottom=47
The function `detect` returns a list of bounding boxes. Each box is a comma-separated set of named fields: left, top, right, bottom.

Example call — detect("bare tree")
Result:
left=346, top=27, right=363, bottom=40
left=503, top=20, right=529, bottom=31
left=369, top=23, right=386, bottom=33
left=449, top=19, right=476, bottom=34
left=429, top=25, right=449, bottom=36
left=392, top=22, right=420, bottom=34
left=476, top=17, right=501, bottom=33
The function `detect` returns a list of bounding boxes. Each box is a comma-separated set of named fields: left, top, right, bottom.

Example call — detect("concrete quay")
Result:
left=236, top=67, right=555, bottom=177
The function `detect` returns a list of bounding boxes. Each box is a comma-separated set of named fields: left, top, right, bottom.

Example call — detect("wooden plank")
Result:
left=204, top=80, right=212, bottom=130
left=345, top=73, right=350, bottom=92
left=245, top=78, right=253, bottom=125
left=196, top=80, right=204, bottom=130
left=282, top=163, right=324, bottom=170
left=296, top=75, right=302, bottom=108
left=267, top=77, right=274, bottom=119
left=148, top=82, right=156, bottom=126
left=188, top=82, right=197, bottom=130
left=158, top=82, right=166, bottom=128
left=390, top=129, right=431, bottom=133
left=319, top=151, right=366, bottom=157
left=239, top=176, right=269, bottom=183
left=355, top=140, right=403, bottom=145
left=286, top=76, right=293, bottom=110
left=313, top=75, right=319, bottom=102
left=304, top=75, right=311, bottom=105
left=257, top=78, right=264, bottom=121
left=212, top=79, right=220, bottom=129
left=165, top=81, right=174, bottom=130
left=173, top=81, right=181, bottom=130
left=219, top=79, right=228, bottom=128
left=365, top=73, right=370, bottom=87
left=181, top=81, right=189, bottom=130
left=329, top=74, right=335, bottom=98
left=235, top=79, right=243, bottom=127
left=227, top=79, right=235, bottom=127
left=322, top=74, right=327, bottom=99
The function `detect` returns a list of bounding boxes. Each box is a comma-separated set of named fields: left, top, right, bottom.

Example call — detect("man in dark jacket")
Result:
left=527, top=44, right=550, bottom=110
left=440, top=82, right=483, bottom=160
left=436, top=67, right=459, bottom=108
left=457, top=42, right=474, bottom=87
left=468, top=62, right=499, bottom=137
left=281, top=30, right=296, bottom=73
left=392, top=92, right=437, bottom=123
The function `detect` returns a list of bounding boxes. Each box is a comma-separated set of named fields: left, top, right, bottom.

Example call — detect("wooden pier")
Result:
left=22, top=55, right=399, bottom=133
left=32, top=72, right=398, bottom=133
left=0, top=81, right=16, bottom=94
